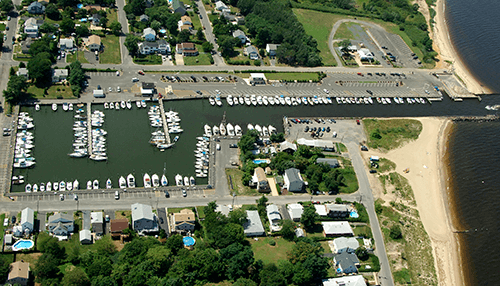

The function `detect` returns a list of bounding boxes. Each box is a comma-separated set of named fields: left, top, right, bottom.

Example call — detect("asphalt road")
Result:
left=197, top=0, right=225, bottom=66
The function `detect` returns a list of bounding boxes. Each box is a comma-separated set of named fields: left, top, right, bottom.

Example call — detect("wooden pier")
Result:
left=87, top=103, right=92, bottom=155
left=158, top=98, right=172, bottom=145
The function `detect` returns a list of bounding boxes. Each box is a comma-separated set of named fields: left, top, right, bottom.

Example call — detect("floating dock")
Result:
left=158, top=98, right=172, bottom=145
left=87, top=103, right=92, bottom=155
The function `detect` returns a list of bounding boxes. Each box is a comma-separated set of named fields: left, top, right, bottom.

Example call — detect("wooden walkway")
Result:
left=158, top=98, right=171, bottom=145
left=87, top=103, right=92, bottom=155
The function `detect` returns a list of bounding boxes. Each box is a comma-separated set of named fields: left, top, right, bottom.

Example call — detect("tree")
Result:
left=233, top=278, right=257, bottom=286
left=166, top=234, right=184, bottom=254
left=124, top=34, right=141, bottom=55
left=196, top=29, right=205, bottom=41
left=280, top=220, right=295, bottom=241
left=300, top=206, right=318, bottom=230
left=46, top=3, right=61, bottom=20
left=76, top=25, right=90, bottom=37
left=28, top=52, right=53, bottom=86
left=256, top=195, right=268, bottom=218
left=288, top=239, right=323, bottom=264
left=390, top=225, right=403, bottom=239
left=40, top=23, right=58, bottom=34
left=202, top=41, right=214, bottom=53
left=220, top=243, right=255, bottom=280
left=100, top=16, right=109, bottom=29
left=269, top=133, right=285, bottom=143
left=177, top=30, right=191, bottom=43
left=9, top=67, right=15, bottom=76
left=259, top=263, right=286, bottom=286
left=340, top=39, right=351, bottom=56
left=355, top=247, right=369, bottom=261
left=62, top=267, right=90, bottom=286
left=0, top=255, right=10, bottom=282
left=0, top=0, right=13, bottom=12
left=109, top=21, right=122, bottom=36
left=60, top=18, right=76, bottom=34
left=33, top=254, right=61, bottom=283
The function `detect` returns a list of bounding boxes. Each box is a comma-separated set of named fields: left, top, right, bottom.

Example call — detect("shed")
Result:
left=295, top=228, right=305, bottom=238
left=243, top=210, right=264, bottom=236
left=4, top=234, right=13, bottom=245
left=79, top=229, right=92, bottom=244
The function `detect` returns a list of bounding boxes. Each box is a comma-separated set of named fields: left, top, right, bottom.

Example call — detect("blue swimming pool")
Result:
left=350, top=211, right=359, bottom=218
left=253, top=159, right=270, bottom=164
left=12, top=239, right=34, bottom=251
left=183, top=236, right=196, bottom=247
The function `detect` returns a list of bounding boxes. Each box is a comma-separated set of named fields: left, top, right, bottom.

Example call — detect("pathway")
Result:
left=158, top=98, right=172, bottom=145
left=267, top=177, right=279, bottom=196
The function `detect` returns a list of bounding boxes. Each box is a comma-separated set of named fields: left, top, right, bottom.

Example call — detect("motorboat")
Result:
left=257, top=96, right=263, bottom=105
left=25, top=184, right=31, bottom=193
left=33, top=184, right=38, bottom=192
left=227, top=123, right=235, bottom=136
left=244, top=96, right=251, bottom=106
left=219, top=123, right=226, bottom=136
left=40, top=183, right=45, bottom=192
left=68, top=103, right=73, bottom=111
left=120, top=101, right=126, bottom=109
left=59, top=181, right=65, bottom=190
left=239, top=96, right=244, bottom=105
left=90, top=154, right=107, bottom=161
left=143, top=173, right=151, bottom=188
left=175, top=174, right=183, bottom=186
left=227, top=95, right=233, bottom=106
left=190, top=176, right=195, bottom=186
left=209, top=97, right=215, bottom=106
left=66, top=181, right=73, bottom=191
left=255, top=125, right=262, bottom=136
left=127, top=174, right=136, bottom=188
left=119, top=176, right=126, bottom=188
left=184, top=176, right=189, bottom=186
left=263, top=126, right=269, bottom=136
left=204, top=124, right=212, bottom=137
left=161, top=174, right=168, bottom=186
left=52, top=103, right=57, bottom=111
left=279, top=96, right=286, bottom=105
left=235, top=125, right=242, bottom=136
left=115, top=102, right=120, bottom=109
left=152, top=174, right=160, bottom=187
left=53, top=182, right=59, bottom=191
left=87, top=180, right=92, bottom=190
left=268, top=125, right=277, bottom=134
left=35, top=104, right=41, bottom=111
left=251, top=96, right=257, bottom=106
left=104, top=102, right=109, bottom=109
left=126, top=100, right=132, bottom=109
left=213, top=125, right=219, bottom=135
left=216, top=97, right=222, bottom=106
left=63, top=103, right=69, bottom=111
left=262, top=96, right=269, bottom=105
left=247, top=124, right=254, bottom=131
left=93, top=179, right=99, bottom=189
left=268, top=96, right=275, bottom=105
left=73, top=179, right=79, bottom=190
left=47, top=182, right=52, bottom=192
left=106, top=178, right=112, bottom=189
left=141, top=100, right=147, bottom=108
left=136, top=101, right=141, bottom=108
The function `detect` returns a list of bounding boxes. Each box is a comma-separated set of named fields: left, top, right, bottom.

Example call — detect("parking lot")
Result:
left=369, top=28, right=421, bottom=68
left=285, top=118, right=366, bottom=146
left=213, top=138, right=239, bottom=197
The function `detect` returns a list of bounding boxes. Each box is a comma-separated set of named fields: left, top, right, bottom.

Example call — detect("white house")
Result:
left=138, top=40, right=170, bottom=55
left=215, top=1, right=229, bottom=11
left=243, top=210, right=264, bottom=236
left=16, top=68, right=29, bottom=79
left=266, top=43, right=280, bottom=57
left=245, top=46, right=259, bottom=60
left=266, top=204, right=281, bottom=232
left=332, top=237, right=359, bottom=254
left=24, top=18, right=42, bottom=38
left=322, top=275, right=367, bottom=286
left=143, top=27, right=156, bottom=41
left=59, top=38, right=75, bottom=51
left=20, top=207, right=34, bottom=235
left=287, top=203, right=304, bottom=221
left=322, top=221, right=354, bottom=237
left=314, top=205, right=328, bottom=217
left=52, top=69, right=68, bottom=83
left=79, top=229, right=92, bottom=244
left=132, top=203, right=157, bottom=234
left=358, top=48, right=374, bottom=61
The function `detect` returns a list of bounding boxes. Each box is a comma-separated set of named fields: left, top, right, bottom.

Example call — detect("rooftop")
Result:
left=322, top=221, right=354, bottom=235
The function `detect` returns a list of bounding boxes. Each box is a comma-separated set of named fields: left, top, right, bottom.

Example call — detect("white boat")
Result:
left=251, top=96, right=257, bottom=106
left=60, top=181, right=65, bottom=190
left=63, top=103, right=69, bottom=111
left=184, top=176, right=189, bottom=186
left=127, top=174, right=136, bottom=188
left=227, top=123, right=235, bottom=136
left=73, top=180, right=79, bottom=190
left=257, top=96, right=263, bottom=105
left=204, top=124, right=212, bottom=137
left=40, top=183, right=45, bottom=192
left=263, top=126, right=269, bottom=136
left=262, top=96, right=269, bottom=105
left=68, top=103, right=73, bottom=111
left=119, top=176, right=126, bottom=188
left=255, top=125, right=262, bottom=136
left=227, top=95, right=233, bottom=106
left=136, top=101, right=141, bottom=108
left=213, top=125, right=219, bottom=135
left=33, top=184, right=38, bottom=192
left=239, top=96, right=244, bottom=105
left=141, top=100, right=146, bottom=108
left=175, top=174, right=183, bottom=186
left=87, top=180, right=92, bottom=190
left=244, top=96, right=251, bottom=106
left=53, top=182, right=59, bottom=191
left=47, top=182, right=52, bottom=192
left=279, top=96, right=286, bottom=105
left=66, top=181, right=73, bottom=191
left=190, top=176, right=195, bottom=186
left=52, top=103, right=57, bottom=111
left=120, top=101, right=126, bottom=109
left=25, top=184, right=32, bottom=193
left=216, top=97, right=222, bottom=106
left=90, top=154, right=107, bottom=161
left=104, top=102, right=109, bottom=109
left=219, top=123, right=226, bottom=136
left=115, top=102, right=120, bottom=109
left=152, top=174, right=160, bottom=187
left=268, top=96, right=275, bottom=105
left=269, top=125, right=277, bottom=134
left=161, top=174, right=168, bottom=186
left=126, top=100, right=132, bottom=109
left=106, top=178, right=112, bottom=189
left=235, top=125, right=242, bottom=136
left=93, top=179, right=99, bottom=189
left=247, top=124, right=254, bottom=131
left=209, top=97, right=215, bottom=106
left=109, top=102, right=114, bottom=109
left=143, top=173, right=151, bottom=188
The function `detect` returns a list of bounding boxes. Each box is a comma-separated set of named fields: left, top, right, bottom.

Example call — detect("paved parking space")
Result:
left=369, top=28, right=421, bottom=68
left=286, top=118, right=366, bottom=144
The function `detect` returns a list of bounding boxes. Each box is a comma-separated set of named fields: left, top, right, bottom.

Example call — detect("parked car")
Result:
left=117, top=86, right=121, bottom=92
left=132, top=77, right=139, bottom=82
left=229, top=144, right=238, bottom=148
left=164, top=190, right=170, bottom=198
left=182, top=189, right=187, bottom=197
left=138, top=70, right=145, bottom=75
left=97, top=85, right=101, bottom=90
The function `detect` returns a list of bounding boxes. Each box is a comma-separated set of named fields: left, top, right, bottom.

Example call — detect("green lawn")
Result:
left=333, top=22, right=354, bottom=39
left=108, top=9, right=118, bottom=23
left=191, top=14, right=202, bottom=30
left=66, top=51, right=89, bottom=63
left=27, top=84, right=76, bottom=99
left=363, top=119, right=423, bottom=151
left=249, top=237, right=295, bottom=264
left=0, top=23, right=6, bottom=31
left=225, top=169, right=259, bottom=196
left=133, top=54, right=162, bottom=65
left=352, top=224, right=373, bottom=238
left=184, top=45, right=213, bottom=65
left=372, top=158, right=396, bottom=173
left=0, top=214, right=6, bottom=245
left=100, top=35, right=121, bottom=64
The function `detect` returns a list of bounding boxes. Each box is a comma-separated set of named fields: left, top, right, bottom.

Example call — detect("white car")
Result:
left=117, top=86, right=121, bottom=92
left=323, top=89, right=329, bottom=94
left=108, top=87, right=112, bottom=92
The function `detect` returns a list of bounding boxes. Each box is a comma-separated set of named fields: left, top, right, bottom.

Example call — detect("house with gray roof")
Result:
left=27, top=2, right=45, bottom=14
left=232, top=29, right=247, bottom=44
left=284, top=168, right=305, bottom=192
left=215, top=1, right=228, bottom=11
left=91, top=212, right=104, bottom=236
left=59, top=38, right=75, bottom=51
left=266, top=43, right=280, bottom=57
left=47, top=213, right=74, bottom=236
left=143, top=27, right=156, bottom=41
left=16, top=68, right=29, bottom=79
left=92, top=14, right=102, bottom=26
left=140, top=14, right=149, bottom=22
left=266, top=204, right=281, bottom=231
left=172, top=0, right=186, bottom=15
left=52, top=69, right=68, bottom=83
left=132, top=203, right=157, bottom=234
left=245, top=45, right=259, bottom=60
left=243, top=210, right=264, bottom=236
left=21, top=207, right=34, bottom=235
left=287, top=203, right=304, bottom=221
left=333, top=252, right=360, bottom=274
left=332, top=237, right=359, bottom=254
left=317, top=158, right=340, bottom=168
left=79, top=229, right=92, bottom=244
left=322, top=275, right=367, bottom=286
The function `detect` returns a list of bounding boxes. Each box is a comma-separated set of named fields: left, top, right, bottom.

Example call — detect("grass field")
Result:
left=0, top=213, right=6, bottom=245
left=108, top=9, right=118, bottom=24
left=363, top=119, right=422, bottom=151
left=225, top=169, right=259, bottom=196
left=293, top=9, right=342, bottom=66
left=133, top=54, right=162, bottom=65
left=265, top=72, right=320, bottom=81
left=334, top=22, right=355, bottom=39
left=338, top=157, right=359, bottom=193
left=27, top=84, right=76, bottom=99
left=115, top=210, right=131, bottom=220
left=249, top=237, right=295, bottom=264
left=184, top=46, right=213, bottom=65
left=372, top=158, right=396, bottom=173
left=0, top=23, right=6, bottom=31
left=100, top=35, right=121, bottom=64
left=66, top=51, right=89, bottom=63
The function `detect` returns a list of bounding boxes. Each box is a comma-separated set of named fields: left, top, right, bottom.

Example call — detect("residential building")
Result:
left=52, top=69, right=68, bottom=83
left=176, top=42, right=198, bottom=56
left=16, top=68, right=29, bottom=79
left=266, top=43, right=280, bottom=57
left=232, top=29, right=247, bottom=43
left=92, top=14, right=102, bottom=25
left=172, top=209, right=196, bottom=233
left=322, top=221, right=354, bottom=237
left=59, top=38, right=75, bottom=51
left=245, top=46, right=259, bottom=60
left=87, top=35, right=102, bottom=52
left=223, top=12, right=245, bottom=25
left=180, top=15, right=192, bottom=25
left=27, top=1, right=45, bottom=14
left=172, top=0, right=186, bottom=15
left=333, top=252, right=360, bottom=274
left=332, top=237, right=359, bottom=254
left=79, top=229, right=92, bottom=244
left=314, top=205, right=329, bottom=217
left=110, top=218, right=129, bottom=237
left=266, top=204, right=281, bottom=231
left=279, top=141, right=297, bottom=153
left=325, top=204, right=350, bottom=218
left=358, top=48, right=374, bottom=61
left=7, top=261, right=29, bottom=286
left=24, top=18, right=43, bottom=37
left=243, top=210, right=265, bottom=236
left=316, top=158, right=340, bottom=168
left=252, top=167, right=269, bottom=191
left=297, top=138, right=336, bottom=151
left=90, top=212, right=104, bottom=236
left=284, top=168, right=305, bottom=193
left=20, top=207, right=34, bottom=235
left=322, top=275, right=367, bottom=286
left=179, top=24, right=191, bottom=31
left=215, top=204, right=232, bottom=217
left=131, top=203, right=157, bottom=234
left=47, top=213, right=74, bottom=236
left=215, top=1, right=229, bottom=11
left=287, top=203, right=304, bottom=221
left=140, top=14, right=149, bottom=22
left=21, top=38, right=33, bottom=54
left=143, top=27, right=156, bottom=41
left=138, top=40, right=170, bottom=55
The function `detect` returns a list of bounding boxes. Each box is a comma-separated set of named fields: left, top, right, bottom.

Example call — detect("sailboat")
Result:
left=87, top=180, right=92, bottom=190
left=161, top=174, right=168, bottom=186
left=106, top=178, right=112, bottom=189
left=175, top=174, right=183, bottom=186
left=127, top=174, right=136, bottom=188
left=143, top=173, right=151, bottom=188
left=219, top=123, right=226, bottom=136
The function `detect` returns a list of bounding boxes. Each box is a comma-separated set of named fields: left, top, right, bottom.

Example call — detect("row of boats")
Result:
left=104, top=100, right=147, bottom=110
left=175, top=174, right=196, bottom=186
left=69, top=108, right=89, bottom=158
left=203, top=123, right=276, bottom=137
left=148, top=106, right=175, bottom=150
left=166, top=110, right=183, bottom=134
left=194, top=137, right=209, bottom=178
left=14, top=113, right=36, bottom=169
left=337, top=97, right=427, bottom=105
left=90, top=110, right=107, bottom=161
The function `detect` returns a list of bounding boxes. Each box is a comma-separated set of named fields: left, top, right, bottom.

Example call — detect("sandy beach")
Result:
left=432, top=0, right=491, bottom=94
left=364, top=118, right=463, bottom=286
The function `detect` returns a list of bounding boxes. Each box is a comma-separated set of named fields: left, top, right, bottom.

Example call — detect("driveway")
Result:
left=267, top=177, right=279, bottom=196
left=157, top=207, right=169, bottom=234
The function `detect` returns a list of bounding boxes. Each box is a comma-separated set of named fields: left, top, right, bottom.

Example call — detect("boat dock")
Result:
left=87, top=103, right=92, bottom=155
left=158, top=98, right=172, bottom=145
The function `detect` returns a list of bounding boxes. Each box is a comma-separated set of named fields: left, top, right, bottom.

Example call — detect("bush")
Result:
left=268, top=239, right=276, bottom=246
left=389, top=225, right=403, bottom=240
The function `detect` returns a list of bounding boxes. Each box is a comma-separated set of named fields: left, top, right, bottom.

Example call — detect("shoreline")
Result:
left=432, top=0, right=492, bottom=94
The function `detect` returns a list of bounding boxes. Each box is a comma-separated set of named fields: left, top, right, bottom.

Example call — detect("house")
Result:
left=52, top=69, right=68, bottom=83
left=172, top=0, right=186, bottom=15
left=21, top=38, right=33, bottom=54
left=7, top=261, right=29, bottom=286
left=138, top=40, right=170, bottom=55
left=59, top=38, right=75, bottom=51
left=284, top=168, right=305, bottom=193
left=141, top=82, right=155, bottom=96
left=110, top=218, right=129, bottom=237
left=47, top=213, right=74, bottom=236
left=92, top=14, right=102, bottom=25
left=215, top=1, right=229, bottom=11
left=317, top=158, right=340, bottom=168
left=232, top=29, right=247, bottom=44
left=243, top=210, right=265, bottom=236
left=176, top=42, right=198, bottom=56
left=325, top=204, right=350, bottom=218
left=252, top=167, right=269, bottom=191
left=131, top=203, right=157, bottom=234
left=266, top=204, right=281, bottom=231
left=24, top=18, right=43, bottom=37
left=91, top=212, right=104, bottom=236
left=143, top=27, right=156, bottom=41
left=287, top=203, right=304, bottom=221
left=20, top=207, right=34, bottom=235
left=250, top=73, right=266, bottom=85
left=140, top=14, right=149, bottom=22
left=265, top=167, right=272, bottom=174
left=314, top=205, right=329, bottom=217
left=358, top=48, right=374, bottom=61
left=172, top=209, right=196, bottom=233
left=87, top=35, right=102, bottom=52
left=27, top=1, right=45, bottom=14
left=297, top=138, right=336, bottom=151
left=215, top=204, right=232, bottom=216
left=180, top=15, right=192, bottom=25
left=245, top=46, right=259, bottom=60
left=322, top=275, right=367, bottom=286
left=266, top=44, right=280, bottom=57
left=279, top=141, right=297, bottom=153
left=333, top=237, right=359, bottom=254
left=322, top=221, right=354, bottom=237
left=79, top=229, right=92, bottom=244
left=333, top=252, right=360, bottom=274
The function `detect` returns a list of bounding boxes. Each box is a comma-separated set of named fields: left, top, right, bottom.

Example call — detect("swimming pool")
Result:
left=12, top=239, right=34, bottom=251
left=253, top=159, right=270, bottom=164
left=183, top=236, right=196, bottom=247
left=350, top=211, right=359, bottom=218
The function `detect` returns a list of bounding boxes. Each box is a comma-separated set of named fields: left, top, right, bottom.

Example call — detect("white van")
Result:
left=216, top=144, right=221, bottom=150
left=115, top=191, right=119, bottom=200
